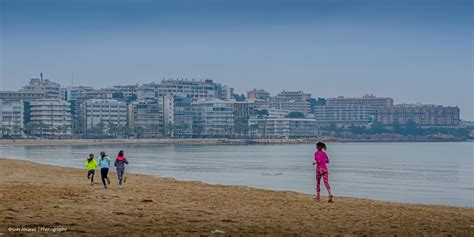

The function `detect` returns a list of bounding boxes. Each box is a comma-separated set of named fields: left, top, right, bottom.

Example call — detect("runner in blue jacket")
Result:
left=98, top=151, right=111, bottom=189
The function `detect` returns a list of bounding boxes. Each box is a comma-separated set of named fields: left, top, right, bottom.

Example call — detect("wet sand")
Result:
left=0, top=157, right=473, bottom=236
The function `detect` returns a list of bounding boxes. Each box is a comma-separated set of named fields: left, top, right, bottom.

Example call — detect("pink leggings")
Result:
left=316, top=168, right=331, bottom=194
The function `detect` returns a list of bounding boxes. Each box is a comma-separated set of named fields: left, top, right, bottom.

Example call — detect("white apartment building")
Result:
left=271, top=91, right=311, bottom=117
left=327, top=94, right=394, bottom=107
left=314, top=105, right=375, bottom=127
left=192, top=98, right=234, bottom=137
left=30, top=99, right=72, bottom=135
left=129, top=99, right=164, bottom=137
left=249, top=118, right=318, bottom=138
left=137, top=79, right=232, bottom=100
left=0, top=91, right=46, bottom=101
left=158, top=96, right=174, bottom=128
left=21, top=73, right=61, bottom=99
left=82, top=99, right=127, bottom=130
left=0, top=100, right=24, bottom=137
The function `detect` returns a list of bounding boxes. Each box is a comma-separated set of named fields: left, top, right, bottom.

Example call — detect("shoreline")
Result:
left=1, top=157, right=473, bottom=236
left=0, top=137, right=470, bottom=146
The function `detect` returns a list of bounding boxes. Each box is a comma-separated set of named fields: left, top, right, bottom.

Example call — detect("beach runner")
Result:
left=85, top=153, right=98, bottom=186
left=98, top=151, right=111, bottom=189
left=114, top=150, right=129, bottom=189
left=313, top=142, right=333, bottom=202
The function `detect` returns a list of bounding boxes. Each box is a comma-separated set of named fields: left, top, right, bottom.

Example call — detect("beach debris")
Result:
left=211, top=229, right=225, bottom=234
left=141, top=199, right=154, bottom=203
left=112, top=211, right=126, bottom=215
left=221, top=219, right=237, bottom=223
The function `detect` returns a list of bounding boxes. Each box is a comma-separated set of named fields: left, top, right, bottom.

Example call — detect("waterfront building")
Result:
left=314, top=105, right=375, bottom=127
left=271, top=91, right=311, bottom=117
left=112, top=85, right=138, bottom=98
left=158, top=95, right=174, bottom=136
left=248, top=118, right=318, bottom=138
left=375, top=104, right=460, bottom=127
left=137, top=79, right=232, bottom=100
left=0, top=100, right=24, bottom=137
left=137, top=83, right=157, bottom=100
left=0, top=91, right=46, bottom=101
left=30, top=99, right=71, bottom=135
left=191, top=99, right=234, bottom=137
left=327, top=94, right=393, bottom=107
left=230, top=99, right=257, bottom=136
left=82, top=99, right=127, bottom=131
left=21, top=73, right=61, bottom=99
left=247, top=89, right=271, bottom=100
left=129, top=99, right=164, bottom=138
left=173, top=96, right=194, bottom=138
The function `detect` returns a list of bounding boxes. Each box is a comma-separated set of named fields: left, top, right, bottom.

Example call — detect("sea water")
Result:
left=1, top=142, right=472, bottom=207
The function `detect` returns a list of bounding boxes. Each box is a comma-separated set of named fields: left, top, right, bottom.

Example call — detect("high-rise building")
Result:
left=112, top=85, right=138, bottom=98
left=247, top=89, right=271, bottom=100
left=129, top=99, right=164, bottom=138
left=82, top=99, right=127, bottom=131
left=173, top=96, right=194, bottom=138
left=375, top=105, right=460, bottom=127
left=327, top=94, right=393, bottom=107
left=158, top=95, right=174, bottom=136
left=0, top=100, right=24, bottom=137
left=137, top=83, right=157, bottom=100
left=21, top=73, right=61, bottom=99
left=137, top=79, right=232, bottom=100
left=192, top=98, right=234, bottom=137
left=30, top=99, right=72, bottom=135
left=271, top=91, right=311, bottom=117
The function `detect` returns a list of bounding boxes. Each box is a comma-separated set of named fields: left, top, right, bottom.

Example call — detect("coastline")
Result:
left=1, top=157, right=473, bottom=236
left=0, top=137, right=470, bottom=146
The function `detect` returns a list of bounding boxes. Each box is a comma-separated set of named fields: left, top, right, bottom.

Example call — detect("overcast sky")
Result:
left=1, top=0, right=472, bottom=120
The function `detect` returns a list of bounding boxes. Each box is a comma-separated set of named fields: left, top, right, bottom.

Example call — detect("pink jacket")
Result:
left=314, top=150, right=329, bottom=170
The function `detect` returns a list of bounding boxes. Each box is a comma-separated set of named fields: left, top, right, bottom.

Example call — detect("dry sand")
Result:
left=0, top=157, right=473, bottom=236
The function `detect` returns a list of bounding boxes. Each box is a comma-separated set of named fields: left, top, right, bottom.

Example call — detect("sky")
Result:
left=1, top=0, right=473, bottom=120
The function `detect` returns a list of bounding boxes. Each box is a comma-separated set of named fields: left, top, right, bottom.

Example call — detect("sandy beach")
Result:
left=0, top=157, right=473, bottom=236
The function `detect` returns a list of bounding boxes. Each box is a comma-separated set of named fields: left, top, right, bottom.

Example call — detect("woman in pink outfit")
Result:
left=313, top=142, right=333, bottom=202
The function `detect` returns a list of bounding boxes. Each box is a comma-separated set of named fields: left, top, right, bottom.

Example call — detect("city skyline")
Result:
left=1, top=74, right=469, bottom=120
left=1, top=0, right=472, bottom=120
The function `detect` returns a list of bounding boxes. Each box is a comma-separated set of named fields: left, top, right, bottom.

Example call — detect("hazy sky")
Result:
left=1, top=0, right=472, bottom=119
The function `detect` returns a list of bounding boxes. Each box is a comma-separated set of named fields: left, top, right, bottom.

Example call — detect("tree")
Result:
left=255, top=109, right=269, bottom=119
left=233, top=94, right=246, bottom=101
left=164, top=122, right=174, bottom=137
left=233, top=120, right=249, bottom=137
left=404, top=120, right=423, bottom=136
left=392, top=121, right=402, bottom=134
left=112, top=91, right=124, bottom=100
left=249, top=124, right=259, bottom=138
left=126, top=94, right=137, bottom=103
left=348, top=124, right=366, bottom=134
left=285, top=112, right=305, bottom=118
left=193, top=125, right=204, bottom=137
left=367, top=123, right=389, bottom=134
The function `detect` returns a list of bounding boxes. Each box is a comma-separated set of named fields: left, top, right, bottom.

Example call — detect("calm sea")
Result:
left=1, top=142, right=472, bottom=207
